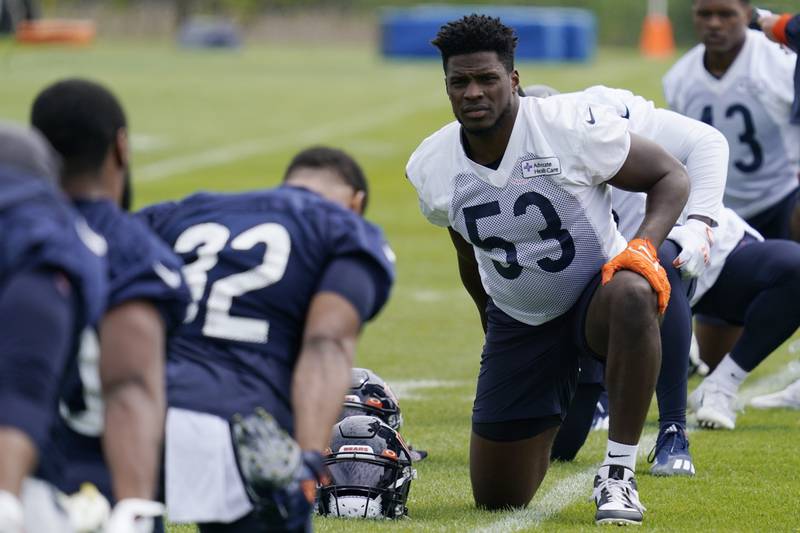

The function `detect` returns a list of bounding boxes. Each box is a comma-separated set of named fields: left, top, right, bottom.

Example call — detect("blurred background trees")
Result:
left=7, top=0, right=800, bottom=46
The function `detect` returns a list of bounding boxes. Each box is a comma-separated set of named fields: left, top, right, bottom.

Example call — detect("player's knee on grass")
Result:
left=469, top=425, right=559, bottom=510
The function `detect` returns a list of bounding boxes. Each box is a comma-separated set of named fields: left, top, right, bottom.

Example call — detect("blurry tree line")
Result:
left=34, top=0, right=800, bottom=46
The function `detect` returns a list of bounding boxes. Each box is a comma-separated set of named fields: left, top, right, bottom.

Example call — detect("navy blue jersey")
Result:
left=39, top=198, right=190, bottom=498
left=0, top=169, right=107, bottom=453
left=138, top=185, right=395, bottom=433
left=0, top=171, right=106, bottom=326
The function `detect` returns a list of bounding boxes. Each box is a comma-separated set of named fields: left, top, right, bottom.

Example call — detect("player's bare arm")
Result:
left=292, top=292, right=360, bottom=454
left=0, top=431, right=35, bottom=498
left=99, top=299, right=165, bottom=501
left=609, top=132, right=690, bottom=246
left=448, top=227, right=488, bottom=332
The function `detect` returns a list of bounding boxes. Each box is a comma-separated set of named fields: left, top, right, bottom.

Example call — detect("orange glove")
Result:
left=601, top=238, right=670, bottom=315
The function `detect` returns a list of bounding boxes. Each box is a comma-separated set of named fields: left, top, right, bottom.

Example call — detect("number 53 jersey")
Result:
left=663, top=29, right=800, bottom=219
left=406, top=96, right=629, bottom=326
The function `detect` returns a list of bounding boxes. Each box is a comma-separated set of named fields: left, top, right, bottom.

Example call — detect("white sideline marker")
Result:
left=136, top=95, right=443, bottom=182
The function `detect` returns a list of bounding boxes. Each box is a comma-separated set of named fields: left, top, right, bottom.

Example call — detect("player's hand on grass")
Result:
left=667, top=219, right=714, bottom=279
left=601, top=238, right=671, bottom=315
left=104, top=499, right=164, bottom=533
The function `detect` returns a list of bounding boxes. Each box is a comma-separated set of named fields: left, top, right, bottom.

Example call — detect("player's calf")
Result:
left=469, top=426, right=558, bottom=510
left=587, top=271, right=663, bottom=527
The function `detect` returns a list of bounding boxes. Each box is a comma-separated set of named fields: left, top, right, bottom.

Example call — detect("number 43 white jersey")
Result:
left=406, top=96, right=629, bottom=326
left=663, top=29, right=800, bottom=219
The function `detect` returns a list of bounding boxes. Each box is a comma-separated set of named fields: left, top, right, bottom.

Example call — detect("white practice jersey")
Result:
left=556, top=85, right=727, bottom=232
left=566, top=86, right=751, bottom=304
left=663, top=29, right=800, bottom=219
left=406, top=96, right=629, bottom=326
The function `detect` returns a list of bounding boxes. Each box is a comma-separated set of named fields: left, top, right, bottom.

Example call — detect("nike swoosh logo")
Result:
left=607, top=452, right=629, bottom=458
left=629, top=245, right=661, bottom=272
left=153, top=261, right=183, bottom=289
left=621, top=105, right=630, bottom=119
left=75, top=218, right=108, bottom=257
left=586, top=106, right=596, bottom=124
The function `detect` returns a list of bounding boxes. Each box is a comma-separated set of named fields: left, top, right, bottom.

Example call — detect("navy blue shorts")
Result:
left=694, top=236, right=800, bottom=324
left=744, top=187, right=799, bottom=240
left=472, top=273, right=602, bottom=428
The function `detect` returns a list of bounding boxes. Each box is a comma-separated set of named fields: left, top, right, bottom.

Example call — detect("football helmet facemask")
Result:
left=318, top=415, right=415, bottom=519
left=340, top=367, right=402, bottom=430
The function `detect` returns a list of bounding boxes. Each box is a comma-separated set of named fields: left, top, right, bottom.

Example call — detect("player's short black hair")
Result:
left=31, top=79, right=127, bottom=180
left=431, top=14, right=518, bottom=73
left=283, top=146, right=369, bottom=213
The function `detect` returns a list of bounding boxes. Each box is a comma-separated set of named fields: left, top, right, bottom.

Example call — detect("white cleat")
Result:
left=750, top=379, right=800, bottom=409
left=593, top=465, right=645, bottom=526
left=689, top=380, right=737, bottom=430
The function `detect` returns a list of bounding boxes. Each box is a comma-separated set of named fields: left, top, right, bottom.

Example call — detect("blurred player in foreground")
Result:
left=0, top=123, right=107, bottom=533
left=407, top=14, right=689, bottom=525
left=138, top=146, right=395, bottom=532
left=31, top=79, right=191, bottom=532
left=522, top=84, right=726, bottom=474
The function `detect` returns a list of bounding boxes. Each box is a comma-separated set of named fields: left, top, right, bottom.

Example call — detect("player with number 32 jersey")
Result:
left=140, top=186, right=394, bottom=430
left=137, top=156, right=394, bottom=531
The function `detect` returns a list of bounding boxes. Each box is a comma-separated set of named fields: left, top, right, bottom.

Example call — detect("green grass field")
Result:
left=2, top=39, right=799, bottom=532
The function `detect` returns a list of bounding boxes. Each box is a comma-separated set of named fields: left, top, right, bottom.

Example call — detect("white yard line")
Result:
left=136, top=95, right=442, bottom=182
left=389, top=379, right=469, bottom=401
left=471, top=430, right=660, bottom=533
left=471, top=468, right=598, bottom=533
left=408, top=288, right=468, bottom=303
left=130, top=133, right=170, bottom=153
